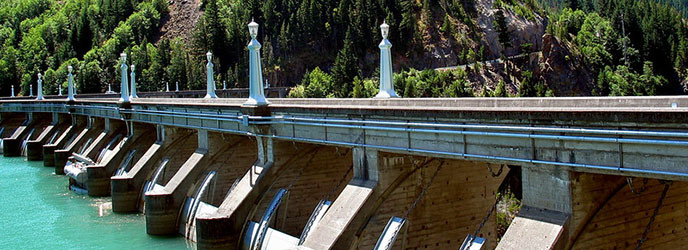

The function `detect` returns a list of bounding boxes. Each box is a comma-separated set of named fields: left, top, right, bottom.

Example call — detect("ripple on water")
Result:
left=0, top=156, right=192, bottom=249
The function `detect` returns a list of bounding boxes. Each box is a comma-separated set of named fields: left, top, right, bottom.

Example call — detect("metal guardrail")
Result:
left=0, top=87, right=290, bottom=101
left=4, top=101, right=688, bottom=180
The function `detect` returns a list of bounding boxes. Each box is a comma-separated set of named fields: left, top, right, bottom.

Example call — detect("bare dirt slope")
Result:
left=154, top=0, right=203, bottom=44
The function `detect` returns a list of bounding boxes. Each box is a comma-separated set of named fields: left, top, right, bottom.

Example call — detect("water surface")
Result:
left=0, top=156, right=192, bottom=249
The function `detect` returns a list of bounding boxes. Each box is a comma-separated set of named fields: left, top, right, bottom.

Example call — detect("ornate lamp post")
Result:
left=119, top=53, right=130, bottom=104
left=36, top=73, right=44, bottom=100
left=29, top=83, right=33, bottom=97
left=243, top=19, right=269, bottom=106
left=67, top=66, right=75, bottom=101
left=130, top=64, right=138, bottom=98
left=10, top=85, right=14, bottom=97
left=205, top=52, right=218, bottom=98
left=375, top=21, right=399, bottom=98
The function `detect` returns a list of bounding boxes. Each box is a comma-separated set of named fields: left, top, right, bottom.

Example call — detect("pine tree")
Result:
left=399, top=0, right=416, bottom=50
left=204, top=0, right=224, bottom=60
left=75, top=1, right=92, bottom=57
left=331, top=29, right=360, bottom=98
left=262, top=0, right=278, bottom=36
left=494, top=10, right=511, bottom=55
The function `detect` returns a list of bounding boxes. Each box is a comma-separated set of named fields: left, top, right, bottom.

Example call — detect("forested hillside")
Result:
left=0, top=0, right=686, bottom=98
left=0, top=0, right=169, bottom=96
left=544, top=0, right=688, bottom=95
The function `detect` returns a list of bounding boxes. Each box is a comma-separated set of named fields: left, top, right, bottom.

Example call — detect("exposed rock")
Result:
left=536, top=34, right=593, bottom=96
left=476, top=0, right=546, bottom=59
left=425, top=41, right=459, bottom=68
left=154, top=0, right=203, bottom=45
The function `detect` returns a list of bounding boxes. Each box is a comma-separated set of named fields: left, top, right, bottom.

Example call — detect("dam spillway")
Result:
left=4, top=96, right=688, bottom=249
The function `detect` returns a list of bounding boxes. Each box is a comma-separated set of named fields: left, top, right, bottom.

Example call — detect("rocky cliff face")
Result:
left=475, top=0, right=546, bottom=59
left=536, top=34, right=593, bottom=96
left=398, top=0, right=546, bottom=70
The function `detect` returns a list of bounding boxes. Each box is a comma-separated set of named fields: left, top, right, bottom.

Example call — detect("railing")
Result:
left=4, top=100, right=688, bottom=180
left=0, top=87, right=290, bottom=101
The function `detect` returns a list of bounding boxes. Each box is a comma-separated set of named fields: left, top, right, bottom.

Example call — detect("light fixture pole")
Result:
left=130, top=64, right=138, bottom=98
left=243, top=19, right=269, bottom=106
left=119, top=53, right=130, bottom=104
left=205, top=52, right=218, bottom=98
left=36, top=73, right=44, bottom=100
left=67, top=66, right=75, bottom=101
left=375, top=21, right=399, bottom=98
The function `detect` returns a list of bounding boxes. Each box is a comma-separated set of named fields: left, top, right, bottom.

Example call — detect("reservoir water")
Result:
left=0, top=156, right=192, bottom=249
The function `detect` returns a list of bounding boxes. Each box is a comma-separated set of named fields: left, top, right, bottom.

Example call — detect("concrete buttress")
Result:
left=144, top=129, right=210, bottom=235
left=111, top=126, right=195, bottom=213
left=43, top=115, right=86, bottom=167
left=498, top=165, right=572, bottom=250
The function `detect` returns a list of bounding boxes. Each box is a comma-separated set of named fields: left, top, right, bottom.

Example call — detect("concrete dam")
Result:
left=4, top=94, right=688, bottom=250
left=5, top=22, right=688, bottom=250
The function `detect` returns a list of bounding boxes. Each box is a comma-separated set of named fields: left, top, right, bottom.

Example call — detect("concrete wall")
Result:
left=111, top=125, right=197, bottom=213
left=354, top=153, right=507, bottom=249
left=200, top=134, right=257, bottom=206
left=156, top=128, right=199, bottom=186
left=0, top=113, right=26, bottom=137
left=86, top=123, right=157, bottom=197
left=570, top=175, right=688, bottom=249
left=251, top=145, right=353, bottom=237
left=54, top=117, right=105, bottom=173
left=3, top=112, right=52, bottom=156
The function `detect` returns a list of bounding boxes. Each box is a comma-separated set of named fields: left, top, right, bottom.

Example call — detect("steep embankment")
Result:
left=475, top=0, right=545, bottom=59
left=155, top=0, right=202, bottom=44
left=406, top=0, right=546, bottom=69
left=536, top=34, right=593, bottom=96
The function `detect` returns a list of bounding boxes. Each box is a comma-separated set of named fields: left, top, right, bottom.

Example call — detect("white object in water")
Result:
left=65, top=161, right=88, bottom=184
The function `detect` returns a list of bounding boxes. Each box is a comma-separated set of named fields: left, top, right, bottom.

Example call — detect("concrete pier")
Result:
left=195, top=140, right=343, bottom=248
left=2, top=113, right=50, bottom=156
left=54, top=118, right=103, bottom=174
left=144, top=129, right=206, bottom=235
left=111, top=127, right=195, bottom=213
left=26, top=113, right=67, bottom=161
left=86, top=123, right=155, bottom=197
left=43, top=116, right=86, bottom=167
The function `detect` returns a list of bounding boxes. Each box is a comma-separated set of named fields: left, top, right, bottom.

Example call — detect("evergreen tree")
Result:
left=75, top=1, right=92, bottom=57
left=166, top=39, right=187, bottom=90
left=203, top=0, right=225, bottom=63
left=79, top=60, right=103, bottom=93
left=399, top=0, right=416, bottom=50
left=331, top=29, right=360, bottom=98
left=494, top=80, right=508, bottom=97
left=494, top=10, right=511, bottom=55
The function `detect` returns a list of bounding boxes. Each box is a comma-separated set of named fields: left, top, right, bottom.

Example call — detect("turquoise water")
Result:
left=0, top=156, right=192, bottom=249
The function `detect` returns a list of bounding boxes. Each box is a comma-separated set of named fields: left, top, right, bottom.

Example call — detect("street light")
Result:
left=119, top=53, right=130, bottom=104
left=243, top=19, right=269, bottom=106
left=375, top=20, right=399, bottom=98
